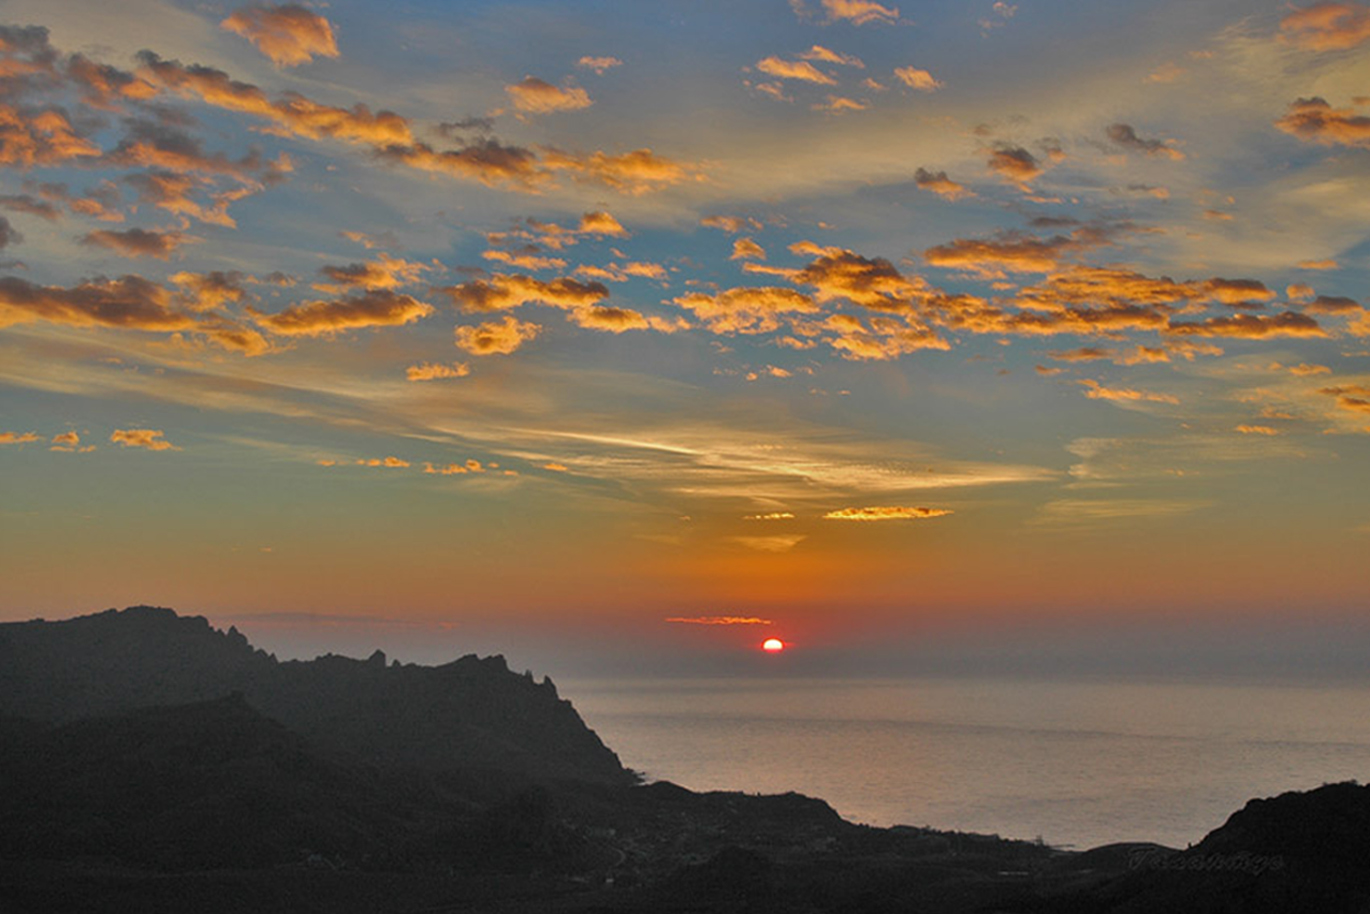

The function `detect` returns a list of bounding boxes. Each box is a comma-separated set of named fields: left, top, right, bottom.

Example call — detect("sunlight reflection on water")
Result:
left=561, top=676, right=1370, bottom=849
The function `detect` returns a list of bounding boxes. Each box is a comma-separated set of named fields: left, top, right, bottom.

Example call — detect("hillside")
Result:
left=0, top=606, right=626, bottom=784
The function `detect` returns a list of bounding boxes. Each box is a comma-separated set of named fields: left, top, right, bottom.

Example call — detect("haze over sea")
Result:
left=564, top=674, right=1370, bottom=851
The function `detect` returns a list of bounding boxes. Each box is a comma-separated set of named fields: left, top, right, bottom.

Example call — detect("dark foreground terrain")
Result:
left=2, top=607, right=1368, bottom=913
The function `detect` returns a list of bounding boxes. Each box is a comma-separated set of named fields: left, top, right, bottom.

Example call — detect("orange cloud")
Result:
left=339, top=230, right=396, bottom=250
left=505, top=77, right=593, bottom=114
left=568, top=305, right=650, bottom=333
left=125, top=170, right=241, bottom=226
left=1279, top=2, right=1370, bottom=50
left=81, top=227, right=197, bottom=259
left=0, top=102, right=102, bottom=168
left=1008, top=266, right=1277, bottom=321
left=63, top=54, right=157, bottom=109
left=391, top=142, right=693, bottom=194
left=823, top=313, right=949, bottom=360
left=483, top=250, right=568, bottom=271
left=48, top=431, right=96, bottom=452
left=406, top=361, right=470, bottom=381
left=801, top=45, right=865, bottom=67
left=701, top=215, right=764, bottom=234
left=914, top=168, right=974, bottom=201
left=813, top=95, right=868, bottom=113
left=538, top=146, right=692, bottom=194
left=753, top=82, right=791, bottom=102
left=576, top=56, right=622, bottom=74
left=1287, top=283, right=1315, bottom=302
left=1275, top=97, right=1370, bottom=148
left=1117, top=345, right=1174, bottom=364
left=818, top=0, right=900, bottom=25
left=120, top=166, right=258, bottom=228
left=221, top=4, right=339, bottom=67
left=1119, top=183, right=1171, bottom=199
left=731, top=237, right=767, bottom=260
left=486, top=214, right=625, bottom=252
left=924, top=227, right=1110, bottom=278
left=137, top=53, right=412, bottom=146
left=673, top=286, right=819, bottom=334
left=437, top=273, right=609, bottom=312
left=744, top=512, right=796, bottom=520
left=756, top=57, right=837, bottom=85
left=1235, top=424, right=1282, bottom=435
left=1049, top=347, right=1114, bottom=362
left=315, top=253, right=429, bottom=292
left=110, top=428, right=180, bottom=451
left=1297, top=258, right=1339, bottom=270
left=454, top=315, right=541, bottom=355
left=251, top=290, right=433, bottom=336
left=170, top=271, right=250, bottom=311
left=424, top=462, right=469, bottom=475
left=357, top=456, right=410, bottom=468
left=578, top=211, right=628, bottom=236
left=1304, top=294, right=1360, bottom=314
left=1166, top=311, right=1326, bottom=338
left=1106, top=123, right=1184, bottom=160
left=942, top=302, right=1168, bottom=339
left=791, top=244, right=930, bottom=309
left=1319, top=384, right=1370, bottom=414
left=665, top=616, right=774, bottom=625
left=986, top=145, right=1043, bottom=188
left=1077, top=379, right=1179, bottom=405
left=0, top=274, right=192, bottom=332
left=49, top=431, right=79, bottom=451
left=893, top=66, right=942, bottom=91
left=1201, top=278, right=1276, bottom=306
left=375, top=138, right=544, bottom=189
left=823, top=506, right=952, bottom=520
left=0, top=431, right=41, bottom=444
left=574, top=262, right=666, bottom=283
left=195, top=314, right=275, bottom=356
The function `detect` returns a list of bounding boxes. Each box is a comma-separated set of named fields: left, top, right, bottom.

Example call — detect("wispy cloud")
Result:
left=110, top=428, right=180, bottom=451
left=1032, top=498, right=1209, bottom=527
left=823, top=506, right=952, bottom=520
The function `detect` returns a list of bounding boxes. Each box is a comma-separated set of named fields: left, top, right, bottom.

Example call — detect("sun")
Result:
left=761, top=638, right=785, bottom=653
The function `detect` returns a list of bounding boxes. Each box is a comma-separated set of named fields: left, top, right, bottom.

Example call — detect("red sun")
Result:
left=761, top=638, right=785, bottom=653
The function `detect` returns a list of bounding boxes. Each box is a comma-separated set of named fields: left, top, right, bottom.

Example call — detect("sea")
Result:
left=560, top=675, right=1370, bottom=850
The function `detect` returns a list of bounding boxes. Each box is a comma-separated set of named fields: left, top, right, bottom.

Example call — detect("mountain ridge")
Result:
left=0, top=605, right=627, bottom=784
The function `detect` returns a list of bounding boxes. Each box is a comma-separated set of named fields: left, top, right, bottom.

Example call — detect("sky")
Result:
left=1, top=0, right=1367, bottom=671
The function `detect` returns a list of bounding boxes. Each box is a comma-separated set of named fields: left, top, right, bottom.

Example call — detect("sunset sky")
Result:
left=1, top=0, right=1367, bottom=666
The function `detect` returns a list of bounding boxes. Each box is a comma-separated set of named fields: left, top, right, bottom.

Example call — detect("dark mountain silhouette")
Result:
left=0, top=694, right=389, bottom=870
left=0, top=605, right=626, bottom=784
left=1042, top=781, right=1370, bottom=914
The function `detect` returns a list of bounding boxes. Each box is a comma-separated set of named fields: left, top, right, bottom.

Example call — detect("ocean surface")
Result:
left=561, top=675, right=1370, bottom=850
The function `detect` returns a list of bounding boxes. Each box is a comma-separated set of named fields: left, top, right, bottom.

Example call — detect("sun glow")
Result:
left=762, top=638, right=785, bottom=653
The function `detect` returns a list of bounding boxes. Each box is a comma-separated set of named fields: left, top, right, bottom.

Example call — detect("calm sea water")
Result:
left=560, top=676, right=1370, bottom=850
